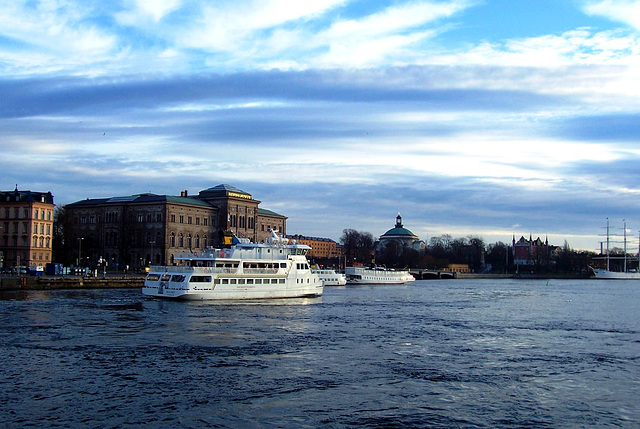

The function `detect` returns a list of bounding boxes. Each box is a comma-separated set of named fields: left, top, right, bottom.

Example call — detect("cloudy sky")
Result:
left=2, top=0, right=640, bottom=250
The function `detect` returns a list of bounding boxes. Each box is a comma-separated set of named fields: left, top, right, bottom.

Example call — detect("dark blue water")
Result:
left=1, top=279, right=639, bottom=428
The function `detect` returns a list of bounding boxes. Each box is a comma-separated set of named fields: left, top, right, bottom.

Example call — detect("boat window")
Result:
left=271, top=279, right=278, bottom=284
left=255, top=279, right=262, bottom=284
left=171, top=275, right=186, bottom=282
left=230, top=279, right=237, bottom=284
left=214, top=278, right=221, bottom=284
left=161, top=274, right=171, bottom=281
left=238, top=279, right=245, bottom=284
left=190, top=276, right=212, bottom=283
left=146, top=274, right=160, bottom=281
left=279, top=279, right=285, bottom=284
left=246, top=279, right=254, bottom=284
left=221, top=279, right=229, bottom=284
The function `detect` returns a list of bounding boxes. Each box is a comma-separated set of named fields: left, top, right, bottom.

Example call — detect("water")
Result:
left=1, top=279, right=639, bottom=428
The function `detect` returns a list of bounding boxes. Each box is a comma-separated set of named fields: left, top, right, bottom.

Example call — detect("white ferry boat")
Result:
left=345, top=266, right=415, bottom=284
left=143, top=231, right=323, bottom=300
left=312, top=268, right=347, bottom=286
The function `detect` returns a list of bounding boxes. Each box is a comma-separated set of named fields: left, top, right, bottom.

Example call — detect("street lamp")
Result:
left=149, top=240, right=155, bottom=266
left=77, top=237, right=84, bottom=267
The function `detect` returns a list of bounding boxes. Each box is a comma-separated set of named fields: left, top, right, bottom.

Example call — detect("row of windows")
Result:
left=32, top=252, right=51, bottom=261
left=32, top=236, right=51, bottom=248
left=169, top=214, right=211, bottom=226
left=2, top=222, right=51, bottom=236
left=169, top=233, right=208, bottom=248
left=1, top=208, right=52, bottom=221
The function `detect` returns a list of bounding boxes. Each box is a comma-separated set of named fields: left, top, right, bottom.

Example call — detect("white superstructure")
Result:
left=143, top=231, right=323, bottom=300
left=312, top=269, right=347, bottom=286
left=345, top=266, right=415, bottom=284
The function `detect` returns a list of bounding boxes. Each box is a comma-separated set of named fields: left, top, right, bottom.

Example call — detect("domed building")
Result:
left=376, top=214, right=425, bottom=255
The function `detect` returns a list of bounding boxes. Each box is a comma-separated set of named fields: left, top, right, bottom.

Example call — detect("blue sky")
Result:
left=2, top=0, right=640, bottom=250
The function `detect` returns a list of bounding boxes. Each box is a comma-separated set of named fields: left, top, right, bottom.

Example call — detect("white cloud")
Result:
left=584, top=0, right=640, bottom=30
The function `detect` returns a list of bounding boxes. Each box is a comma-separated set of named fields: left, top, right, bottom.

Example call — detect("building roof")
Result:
left=198, top=184, right=252, bottom=199
left=67, top=193, right=213, bottom=208
left=258, top=208, right=287, bottom=218
left=380, top=214, right=418, bottom=239
left=1, top=188, right=54, bottom=204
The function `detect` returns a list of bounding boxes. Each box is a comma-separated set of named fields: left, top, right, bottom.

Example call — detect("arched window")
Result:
left=187, top=234, right=192, bottom=249
left=195, top=235, right=200, bottom=248
left=170, top=233, right=175, bottom=247
left=178, top=233, right=184, bottom=247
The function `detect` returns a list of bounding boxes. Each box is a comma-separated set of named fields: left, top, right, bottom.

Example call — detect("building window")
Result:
left=146, top=214, right=152, bottom=222
left=178, top=233, right=184, bottom=247
left=195, top=217, right=200, bottom=225
left=170, top=214, right=176, bottom=223
left=187, top=216, right=192, bottom=225
left=170, top=233, right=176, bottom=247
left=156, top=213, right=162, bottom=222
left=179, top=215, right=184, bottom=224
left=138, top=214, right=144, bottom=222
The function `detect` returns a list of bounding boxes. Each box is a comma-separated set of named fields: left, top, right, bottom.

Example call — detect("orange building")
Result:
left=0, top=187, right=55, bottom=269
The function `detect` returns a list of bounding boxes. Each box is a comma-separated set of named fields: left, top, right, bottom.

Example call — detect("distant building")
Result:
left=513, top=234, right=555, bottom=266
left=376, top=213, right=425, bottom=255
left=65, top=184, right=286, bottom=270
left=286, top=234, right=340, bottom=259
left=0, top=187, right=55, bottom=269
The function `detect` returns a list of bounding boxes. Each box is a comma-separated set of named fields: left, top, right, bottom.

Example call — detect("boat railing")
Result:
left=242, top=268, right=279, bottom=275
left=149, top=266, right=236, bottom=274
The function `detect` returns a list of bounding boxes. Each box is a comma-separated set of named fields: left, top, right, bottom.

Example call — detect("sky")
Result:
left=2, top=0, right=640, bottom=251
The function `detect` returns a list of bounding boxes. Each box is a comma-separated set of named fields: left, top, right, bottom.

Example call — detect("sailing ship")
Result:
left=590, top=219, right=640, bottom=279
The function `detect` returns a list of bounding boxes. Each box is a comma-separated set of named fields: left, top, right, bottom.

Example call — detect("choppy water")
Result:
left=1, top=279, right=639, bottom=428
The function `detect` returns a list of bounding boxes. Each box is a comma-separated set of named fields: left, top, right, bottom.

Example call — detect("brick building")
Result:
left=0, top=187, right=55, bottom=269
left=65, top=184, right=286, bottom=270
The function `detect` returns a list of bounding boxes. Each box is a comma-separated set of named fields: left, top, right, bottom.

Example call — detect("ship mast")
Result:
left=623, top=219, right=627, bottom=273
left=606, top=218, right=610, bottom=272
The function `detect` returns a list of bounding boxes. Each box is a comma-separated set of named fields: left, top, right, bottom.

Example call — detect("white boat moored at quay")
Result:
left=143, top=231, right=323, bottom=300
left=312, top=268, right=347, bottom=286
left=345, top=266, right=415, bottom=284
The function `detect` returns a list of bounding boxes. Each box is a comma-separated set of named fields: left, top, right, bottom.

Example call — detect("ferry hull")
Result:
left=142, top=286, right=323, bottom=300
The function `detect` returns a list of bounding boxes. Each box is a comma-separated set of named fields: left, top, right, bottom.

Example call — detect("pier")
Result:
left=0, top=275, right=144, bottom=291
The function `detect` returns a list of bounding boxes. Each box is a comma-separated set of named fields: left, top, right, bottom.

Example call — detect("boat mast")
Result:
left=606, top=218, right=610, bottom=272
left=623, top=219, right=627, bottom=273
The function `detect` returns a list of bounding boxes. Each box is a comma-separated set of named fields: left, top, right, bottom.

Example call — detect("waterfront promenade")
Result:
left=0, top=274, right=144, bottom=291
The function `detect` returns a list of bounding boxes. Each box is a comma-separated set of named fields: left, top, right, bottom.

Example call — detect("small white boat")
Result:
left=312, top=268, right=347, bottom=286
left=345, top=266, right=415, bottom=284
left=143, top=231, right=323, bottom=300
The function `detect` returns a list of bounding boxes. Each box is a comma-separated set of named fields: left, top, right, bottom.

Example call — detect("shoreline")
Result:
left=0, top=272, right=594, bottom=291
left=0, top=275, right=144, bottom=291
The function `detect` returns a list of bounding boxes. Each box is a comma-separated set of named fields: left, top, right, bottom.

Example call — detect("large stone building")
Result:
left=0, top=187, right=55, bottom=269
left=65, top=184, right=286, bottom=270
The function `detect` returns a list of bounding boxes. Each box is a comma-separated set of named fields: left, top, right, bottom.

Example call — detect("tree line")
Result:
left=340, top=229, right=599, bottom=275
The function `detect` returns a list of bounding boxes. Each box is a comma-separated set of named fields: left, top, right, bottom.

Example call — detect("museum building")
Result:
left=65, top=184, right=287, bottom=270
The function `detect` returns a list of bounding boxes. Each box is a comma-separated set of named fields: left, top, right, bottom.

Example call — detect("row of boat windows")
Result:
left=146, top=273, right=286, bottom=285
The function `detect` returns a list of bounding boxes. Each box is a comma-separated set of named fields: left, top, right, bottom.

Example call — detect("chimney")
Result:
left=180, top=189, right=188, bottom=197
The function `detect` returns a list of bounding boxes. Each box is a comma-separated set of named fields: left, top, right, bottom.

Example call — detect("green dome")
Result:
left=380, top=214, right=418, bottom=239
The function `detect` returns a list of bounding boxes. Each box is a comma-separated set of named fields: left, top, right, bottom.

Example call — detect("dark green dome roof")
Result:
left=382, top=226, right=417, bottom=237
left=380, top=214, right=418, bottom=238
